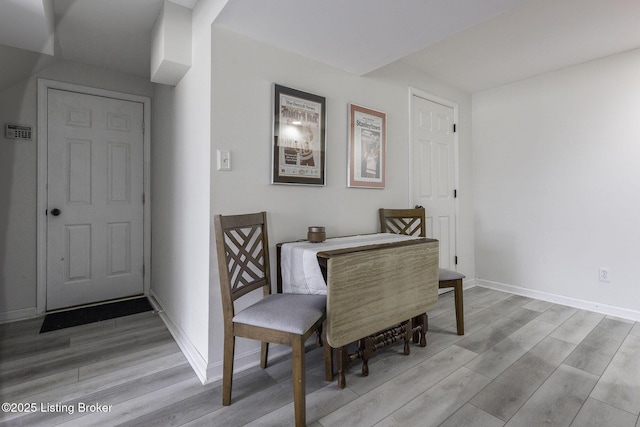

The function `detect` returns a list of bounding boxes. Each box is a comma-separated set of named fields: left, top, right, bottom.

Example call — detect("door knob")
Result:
left=50, top=208, right=61, bottom=216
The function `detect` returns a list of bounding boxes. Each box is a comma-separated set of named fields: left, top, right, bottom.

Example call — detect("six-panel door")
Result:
left=46, top=89, right=144, bottom=310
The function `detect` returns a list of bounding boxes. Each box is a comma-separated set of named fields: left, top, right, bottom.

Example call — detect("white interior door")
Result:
left=411, top=94, right=457, bottom=270
left=46, top=89, right=144, bottom=310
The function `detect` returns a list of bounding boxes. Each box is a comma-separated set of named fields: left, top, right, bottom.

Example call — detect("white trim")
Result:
left=0, top=307, right=38, bottom=324
left=462, top=277, right=476, bottom=290
left=36, top=79, right=152, bottom=314
left=439, top=278, right=476, bottom=295
left=407, top=87, right=461, bottom=271
left=477, top=279, right=640, bottom=322
left=151, top=289, right=295, bottom=385
left=149, top=291, right=209, bottom=384
left=205, top=344, right=293, bottom=385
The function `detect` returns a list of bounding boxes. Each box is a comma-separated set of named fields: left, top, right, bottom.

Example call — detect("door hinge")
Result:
left=454, top=189, right=457, bottom=198
left=453, top=123, right=457, bottom=133
left=455, top=256, right=458, bottom=265
left=142, top=193, right=145, bottom=205
left=142, top=121, right=145, bottom=134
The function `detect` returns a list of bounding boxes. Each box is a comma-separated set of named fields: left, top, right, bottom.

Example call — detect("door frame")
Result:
left=36, top=79, right=151, bottom=314
left=408, top=87, right=460, bottom=267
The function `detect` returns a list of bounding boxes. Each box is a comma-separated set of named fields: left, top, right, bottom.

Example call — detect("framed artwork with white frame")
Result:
left=348, top=104, right=386, bottom=188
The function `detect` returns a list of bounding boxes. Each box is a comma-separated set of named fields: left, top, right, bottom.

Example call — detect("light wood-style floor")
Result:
left=1, top=287, right=640, bottom=427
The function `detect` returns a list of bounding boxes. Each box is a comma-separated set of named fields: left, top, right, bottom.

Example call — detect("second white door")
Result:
left=411, top=94, right=457, bottom=270
left=46, top=89, right=145, bottom=310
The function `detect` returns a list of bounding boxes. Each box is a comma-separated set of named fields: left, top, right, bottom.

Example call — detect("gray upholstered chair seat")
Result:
left=439, top=268, right=465, bottom=281
left=233, top=294, right=326, bottom=335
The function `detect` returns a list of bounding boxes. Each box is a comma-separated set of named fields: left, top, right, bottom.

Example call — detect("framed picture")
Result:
left=272, top=84, right=326, bottom=186
left=348, top=104, right=386, bottom=188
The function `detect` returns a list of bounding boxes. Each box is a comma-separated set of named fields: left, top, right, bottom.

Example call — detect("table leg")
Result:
left=420, top=313, right=427, bottom=346
left=403, top=319, right=411, bottom=355
left=337, top=346, right=348, bottom=389
left=361, top=336, right=374, bottom=377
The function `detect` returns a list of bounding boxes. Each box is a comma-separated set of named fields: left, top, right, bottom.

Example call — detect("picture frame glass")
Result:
left=272, top=84, right=326, bottom=186
left=348, top=104, right=386, bottom=188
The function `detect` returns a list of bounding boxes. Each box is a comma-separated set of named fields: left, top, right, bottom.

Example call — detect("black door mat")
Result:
left=40, top=297, right=153, bottom=333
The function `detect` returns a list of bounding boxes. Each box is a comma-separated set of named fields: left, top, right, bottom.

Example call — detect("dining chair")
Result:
left=214, top=211, right=326, bottom=427
left=379, top=207, right=465, bottom=335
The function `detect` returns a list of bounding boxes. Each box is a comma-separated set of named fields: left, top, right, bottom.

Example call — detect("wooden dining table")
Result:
left=277, top=233, right=440, bottom=388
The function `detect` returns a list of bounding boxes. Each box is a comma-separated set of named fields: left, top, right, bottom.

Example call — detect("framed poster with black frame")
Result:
left=348, top=104, right=386, bottom=189
left=272, top=84, right=326, bottom=186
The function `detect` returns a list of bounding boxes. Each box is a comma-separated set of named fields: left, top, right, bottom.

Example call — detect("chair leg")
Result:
left=260, top=342, right=269, bottom=369
left=322, top=320, right=334, bottom=381
left=291, top=335, right=306, bottom=427
left=222, top=333, right=235, bottom=406
left=453, top=279, right=464, bottom=335
left=316, top=323, right=323, bottom=347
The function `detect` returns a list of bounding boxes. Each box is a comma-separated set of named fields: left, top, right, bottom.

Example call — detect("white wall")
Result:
left=0, top=59, right=152, bottom=321
left=150, top=0, right=228, bottom=381
left=208, top=27, right=474, bottom=379
left=473, top=48, right=640, bottom=318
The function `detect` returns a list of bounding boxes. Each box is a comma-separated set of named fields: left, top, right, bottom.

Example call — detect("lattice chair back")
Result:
left=216, top=212, right=271, bottom=319
left=379, top=207, right=426, bottom=237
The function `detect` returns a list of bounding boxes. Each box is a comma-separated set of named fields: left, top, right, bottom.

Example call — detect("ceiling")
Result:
left=215, top=0, right=640, bottom=92
left=1, top=0, right=640, bottom=93
left=214, top=0, right=531, bottom=78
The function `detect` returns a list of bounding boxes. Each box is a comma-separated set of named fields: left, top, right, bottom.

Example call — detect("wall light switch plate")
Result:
left=217, top=149, right=231, bottom=171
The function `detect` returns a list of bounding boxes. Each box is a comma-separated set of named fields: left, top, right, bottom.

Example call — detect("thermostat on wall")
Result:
left=5, top=123, right=33, bottom=140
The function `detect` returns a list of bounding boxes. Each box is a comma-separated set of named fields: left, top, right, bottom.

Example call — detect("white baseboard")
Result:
left=146, top=293, right=323, bottom=386
left=477, top=279, right=640, bottom=322
left=0, top=307, right=38, bottom=324
left=148, top=291, right=209, bottom=384
left=463, top=277, right=476, bottom=289
left=205, top=343, right=294, bottom=385
left=438, top=277, right=476, bottom=296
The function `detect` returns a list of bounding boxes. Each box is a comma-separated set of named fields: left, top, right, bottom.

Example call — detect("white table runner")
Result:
left=280, top=233, right=420, bottom=294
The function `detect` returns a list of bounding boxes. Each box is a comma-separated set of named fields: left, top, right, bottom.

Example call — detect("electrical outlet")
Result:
left=599, top=267, right=610, bottom=282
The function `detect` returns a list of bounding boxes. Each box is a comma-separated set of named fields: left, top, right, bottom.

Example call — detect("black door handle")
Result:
left=50, top=208, right=61, bottom=216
